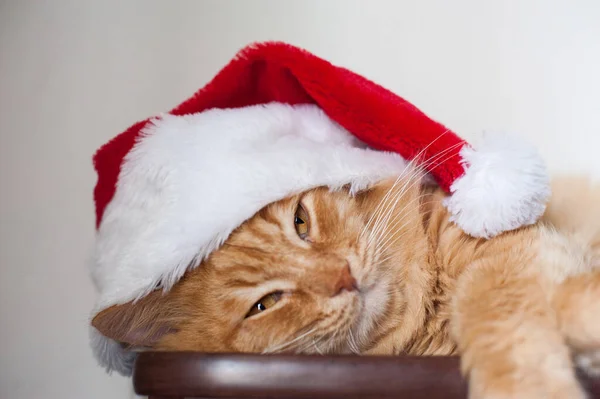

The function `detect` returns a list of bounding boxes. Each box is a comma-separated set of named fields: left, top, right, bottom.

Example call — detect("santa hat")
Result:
left=90, top=42, right=550, bottom=375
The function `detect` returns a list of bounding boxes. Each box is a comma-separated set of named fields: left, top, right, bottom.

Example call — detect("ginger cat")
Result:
left=93, top=171, right=600, bottom=398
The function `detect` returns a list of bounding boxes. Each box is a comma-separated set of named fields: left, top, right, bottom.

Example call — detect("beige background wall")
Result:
left=1, top=1, right=599, bottom=398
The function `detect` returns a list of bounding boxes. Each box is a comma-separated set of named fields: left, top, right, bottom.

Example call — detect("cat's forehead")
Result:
left=205, top=185, right=363, bottom=260
left=266, top=187, right=335, bottom=210
left=243, top=187, right=349, bottom=224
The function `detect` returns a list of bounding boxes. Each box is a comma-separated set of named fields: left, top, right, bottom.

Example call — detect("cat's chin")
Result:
left=352, top=277, right=391, bottom=348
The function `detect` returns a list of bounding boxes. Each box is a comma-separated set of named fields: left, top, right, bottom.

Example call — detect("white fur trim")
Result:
left=444, top=132, right=550, bottom=238
left=91, top=103, right=408, bottom=373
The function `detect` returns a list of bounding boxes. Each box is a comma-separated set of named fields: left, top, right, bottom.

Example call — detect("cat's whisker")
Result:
left=303, top=330, right=332, bottom=354
left=368, top=173, right=417, bottom=247
left=367, top=146, right=463, bottom=253
left=366, top=141, right=463, bottom=248
left=359, top=130, right=452, bottom=241
left=348, top=325, right=358, bottom=353
left=368, top=190, right=449, bottom=268
left=361, top=172, right=407, bottom=241
left=374, top=199, right=440, bottom=256
left=310, top=333, right=328, bottom=355
left=375, top=210, right=438, bottom=266
left=347, top=328, right=361, bottom=354
left=298, top=328, right=330, bottom=354
left=362, top=167, right=413, bottom=234
left=360, top=129, right=450, bottom=238
left=262, top=326, right=319, bottom=354
left=374, top=205, right=440, bottom=267
left=268, top=312, right=354, bottom=355
left=375, top=212, right=438, bottom=266
left=312, top=340, right=323, bottom=355
left=325, top=329, right=342, bottom=353
left=367, top=171, right=428, bottom=249
left=366, top=166, right=426, bottom=247
left=367, top=162, right=434, bottom=245
left=370, top=207, right=417, bottom=263
left=373, top=194, right=431, bottom=253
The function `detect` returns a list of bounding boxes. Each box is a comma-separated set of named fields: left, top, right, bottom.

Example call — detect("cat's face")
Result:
left=93, top=176, right=428, bottom=354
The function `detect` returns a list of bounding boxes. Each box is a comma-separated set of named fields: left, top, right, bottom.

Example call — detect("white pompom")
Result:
left=444, top=132, right=550, bottom=238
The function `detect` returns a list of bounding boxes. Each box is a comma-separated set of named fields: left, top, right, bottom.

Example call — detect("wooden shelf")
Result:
left=133, top=352, right=600, bottom=399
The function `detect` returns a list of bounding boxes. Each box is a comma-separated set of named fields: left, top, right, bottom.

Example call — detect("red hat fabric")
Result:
left=90, top=42, right=550, bottom=375
left=94, top=42, right=467, bottom=226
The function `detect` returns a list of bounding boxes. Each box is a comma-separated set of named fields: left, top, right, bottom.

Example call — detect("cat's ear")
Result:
left=91, top=289, right=181, bottom=348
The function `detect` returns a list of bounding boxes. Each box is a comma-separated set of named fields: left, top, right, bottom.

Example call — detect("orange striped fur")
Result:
left=93, top=173, right=600, bottom=398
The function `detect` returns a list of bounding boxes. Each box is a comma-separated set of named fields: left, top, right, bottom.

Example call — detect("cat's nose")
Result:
left=331, top=263, right=358, bottom=297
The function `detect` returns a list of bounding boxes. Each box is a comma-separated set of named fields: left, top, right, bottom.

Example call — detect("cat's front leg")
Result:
left=451, top=259, right=586, bottom=399
left=554, top=271, right=600, bottom=378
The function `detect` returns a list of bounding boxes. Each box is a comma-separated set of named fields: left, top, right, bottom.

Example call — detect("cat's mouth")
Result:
left=342, top=275, right=391, bottom=350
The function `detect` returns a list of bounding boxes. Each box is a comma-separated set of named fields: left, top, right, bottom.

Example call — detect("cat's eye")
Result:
left=246, top=291, right=283, bottom=318
left=294, top=204, right=310, bottom=239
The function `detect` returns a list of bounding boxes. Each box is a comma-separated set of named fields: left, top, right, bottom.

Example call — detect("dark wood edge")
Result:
left=134, top=352, right=600, bottom=399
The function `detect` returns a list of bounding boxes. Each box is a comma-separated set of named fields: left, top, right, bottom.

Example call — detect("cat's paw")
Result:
left=576, top=350, right=600, bottom=377
left=467, top=367, right=587, bottom=399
